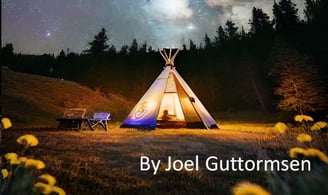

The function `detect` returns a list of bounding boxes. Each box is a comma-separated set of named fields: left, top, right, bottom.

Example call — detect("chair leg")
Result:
left=77, top=121, right=81, bottom=132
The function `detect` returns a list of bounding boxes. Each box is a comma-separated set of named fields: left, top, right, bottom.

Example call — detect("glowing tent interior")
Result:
left=120, top=48, right=218, bottom=129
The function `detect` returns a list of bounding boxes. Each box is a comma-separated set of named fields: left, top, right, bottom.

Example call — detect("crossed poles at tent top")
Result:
left=160, top=48, right=180, bottom=68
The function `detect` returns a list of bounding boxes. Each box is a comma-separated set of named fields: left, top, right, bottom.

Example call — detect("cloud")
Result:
left=204, top=0, right=276, bottom=30
left=205, top=0, right=245, bottom=7
left=143, top=0, right=193, bottom=22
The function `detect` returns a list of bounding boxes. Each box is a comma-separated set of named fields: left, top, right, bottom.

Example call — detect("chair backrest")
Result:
left=93, top=112, right=111, bottom=120
left=63, top=108, right=86, bottom=118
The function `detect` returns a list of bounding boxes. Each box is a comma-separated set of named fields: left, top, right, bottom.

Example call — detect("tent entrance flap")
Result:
left=157, top=93, right=185, bottom=121
left=174, top=74, right=203, bottom=124
left=157, top=72, right=185, bottom=122
left=156, top=92, right=187, bottom=128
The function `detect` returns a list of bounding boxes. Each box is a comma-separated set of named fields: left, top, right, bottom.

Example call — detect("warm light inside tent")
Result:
left=121, top=49, right=218, bottom=129
left=157, top=93, right=185, bottom=121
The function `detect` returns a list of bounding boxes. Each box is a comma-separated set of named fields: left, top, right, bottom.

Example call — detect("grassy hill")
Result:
left=1, top=67, right=133, bottom=127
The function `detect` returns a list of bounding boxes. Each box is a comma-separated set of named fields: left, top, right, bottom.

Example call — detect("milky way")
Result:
left=1, top=0, right=305, bottom=54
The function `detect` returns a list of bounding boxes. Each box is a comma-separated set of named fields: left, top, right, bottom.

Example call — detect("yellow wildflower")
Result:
left=24, top=159, right=46, bottom=169
left=1, top=169, right=9, bottom=179
left=39, top=174, right=56, bottom=186
left=4, top=152, right=21, bottom=165
left=8, top=158, right=21, bottom=165
left=34, top=180, right=66, bottom=195
left=289, top=147, right=305, bottom=158
left=311, top=121, right=328, bottom=131
left=289, top=147, right=328, bottom=164
left=4, top=152, right=18, bottom=161
left=1, top=117, right=12, bottom=129
left=52, top=186, right=66, bottom=195
left=34, top=182, right=53, bottom=194
left=16, top=134, right=39, bottom=147
left=294, top=115, right=313, bottom=122
left=274, top=122, right=287, bottom=134
left=18, top=157, right=28, bottom=162
left=296, top=133, right=312, bottom=143
left=306, top=148, right=328, bottom=164
left=232, top=182, right=271, bottom=195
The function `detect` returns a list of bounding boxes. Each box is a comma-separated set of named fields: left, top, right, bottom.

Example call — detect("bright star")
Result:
left=187, top=23, right=195, bottom=31
left=45, top=31, right=51, bottom=37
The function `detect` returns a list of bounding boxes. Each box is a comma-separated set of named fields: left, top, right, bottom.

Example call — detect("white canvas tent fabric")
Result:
left=120, top=48, right=218, bottom=129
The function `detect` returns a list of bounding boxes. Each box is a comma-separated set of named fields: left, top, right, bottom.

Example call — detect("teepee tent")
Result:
left=120, top=48, right=218, bottom=129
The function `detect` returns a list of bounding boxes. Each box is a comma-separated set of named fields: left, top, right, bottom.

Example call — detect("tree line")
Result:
left=1, top=0, right=327, bottom=118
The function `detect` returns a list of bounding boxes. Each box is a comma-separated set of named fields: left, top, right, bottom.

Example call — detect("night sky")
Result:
left=1, top=0, right=305, bottom=54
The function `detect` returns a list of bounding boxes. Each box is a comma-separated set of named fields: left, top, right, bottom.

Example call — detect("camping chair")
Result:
left=85, top=112, right=111, bottom=131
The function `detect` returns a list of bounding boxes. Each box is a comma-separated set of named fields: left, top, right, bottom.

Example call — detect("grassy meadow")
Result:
left=2, top=124, right=328, bottom=194
left=1, top=68, right=328, bottom=194
left=0, top=126, right=299, bottom=194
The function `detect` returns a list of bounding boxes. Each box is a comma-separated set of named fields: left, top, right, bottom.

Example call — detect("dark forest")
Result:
left=2, top=0, right=327, bottom=117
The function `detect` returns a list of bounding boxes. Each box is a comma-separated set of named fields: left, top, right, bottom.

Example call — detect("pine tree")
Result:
left=224, top=20, right=238, bottom=40
left=58, top=50, right=66, bottom=58
left=85, top=28, right=109, bottom=55
left=189, top=39, right=197, bottom=51
left=1, top=43, right=14, bottom=66
left=214, top=26, right=227, bottom=46
left=120, top=45, right=129, bottom=55
left=250, top=7, right=274, bottom=36
left=109, top=45, right=116, bottom=54
left=147, top=46, right=153, bottom=53
left=273, top=0, right=299, bottom=32
left=240, top=26, right=249, bottom=40
left=203, top=33, right=212, bottom=49
left=304, top=0, right=328, bottom=27
left=129, top=39, right=138, bottom=54
left=139, top=41, right=147, bottom=53
left=305, top=0, right=318, bottom=23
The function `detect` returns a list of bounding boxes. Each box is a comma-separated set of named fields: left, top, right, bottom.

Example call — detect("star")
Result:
left=187, top=23, right=196, bottom=31
left=1, top=0, right=306, bottom=54
left=46, top=31, right=52, bottom=37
